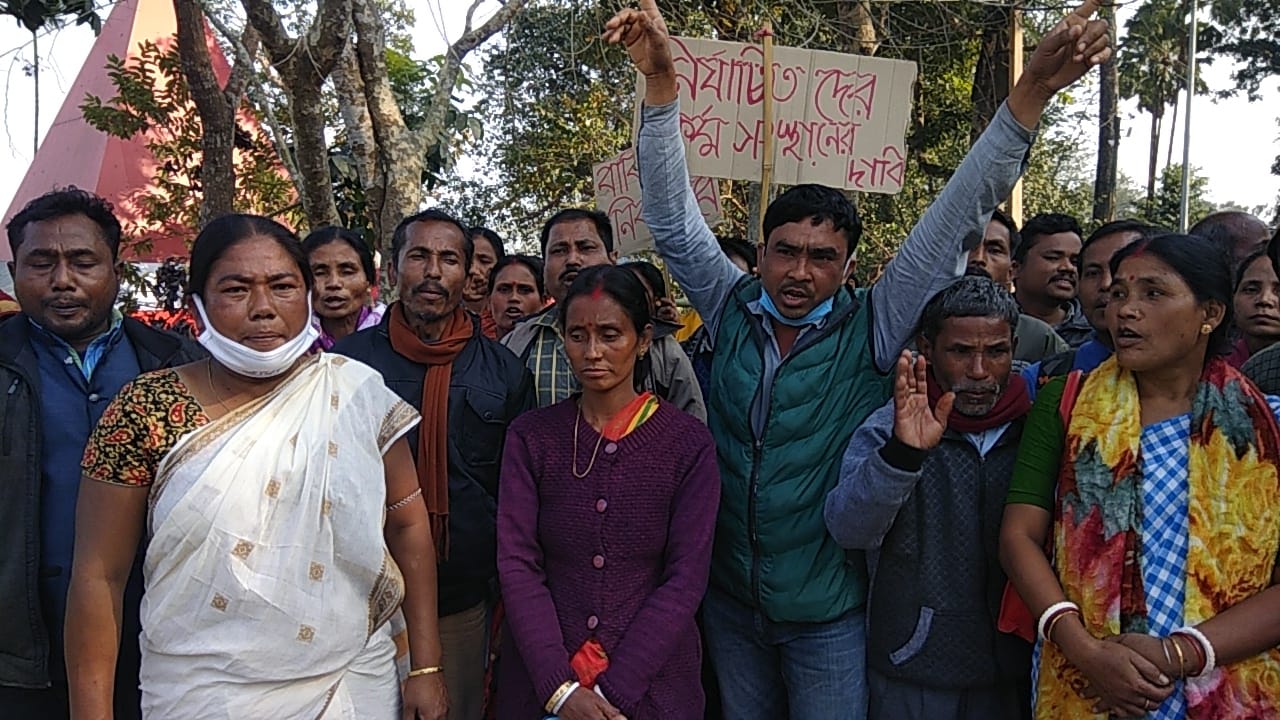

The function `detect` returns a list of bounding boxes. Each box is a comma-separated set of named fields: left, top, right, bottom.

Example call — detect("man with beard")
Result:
left=501, top=208, right=705, bottom=420
left=0, top=188, right=203, bottom=718
left=966, top=208, right=1067, bottom=364
left=1012, top=213, right=1091, bottom=347
left=826, top=276, right=1033, bottom=720
left=1020, top=219, right=1155, bottom=399
left=333, top=209, right=534, bottom=720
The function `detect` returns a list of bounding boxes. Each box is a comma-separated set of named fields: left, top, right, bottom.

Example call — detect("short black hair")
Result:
left=718, top=236, right=756, bottom=272
left=1190, top=211, right=1269, bottom=249
left=988, top=208, right=1022, bottom=257
left=470, top=226, right=507, bottom=259
left=1110, top=233, right=1233, bottom=357
left=919, top=275, right=1020, bottom=343
left=540, top=208, right=614, bottom=256
left=763, top=184, right=862, bottom=257
left=302, top=226, right=376, bottom=284
left=488, top=254, right=546, bottom=297
left=391, top=209, right=473, bottom=271
left=189, top=214, right=312, bottom=297
left=621, top=260, right=667, bottom=299
left=1015, top=213, right=1083, bottom=264
left=7, top=187, right=123, bottom=260
left=1080, top=219, right=1159, bottom=265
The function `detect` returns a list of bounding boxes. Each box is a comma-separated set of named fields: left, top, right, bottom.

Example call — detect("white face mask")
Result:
left=191, top=295, right=319, bottom=378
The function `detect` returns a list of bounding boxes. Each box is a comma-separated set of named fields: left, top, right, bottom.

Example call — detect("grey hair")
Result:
left=918, top=275, right=1020, bottom=342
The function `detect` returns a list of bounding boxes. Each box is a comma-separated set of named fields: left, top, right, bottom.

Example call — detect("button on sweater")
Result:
left=495, top=398, right=720, bottom=719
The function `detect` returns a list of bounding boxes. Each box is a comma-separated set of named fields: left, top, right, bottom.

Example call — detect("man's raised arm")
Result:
left=869, top=0, right=1112, bottom=373
left=607, top=0, right=744, bottom=329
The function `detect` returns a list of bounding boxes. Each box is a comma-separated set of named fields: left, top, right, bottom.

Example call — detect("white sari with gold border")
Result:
left=140, top=354, right=419, bottom=719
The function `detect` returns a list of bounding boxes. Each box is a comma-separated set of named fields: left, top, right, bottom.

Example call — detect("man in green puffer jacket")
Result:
left=607, top=0, right=1113, bottom=716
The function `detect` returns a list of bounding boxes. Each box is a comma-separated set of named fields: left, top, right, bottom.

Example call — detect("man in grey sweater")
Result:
left=826, top=276, right=1034, bottom=720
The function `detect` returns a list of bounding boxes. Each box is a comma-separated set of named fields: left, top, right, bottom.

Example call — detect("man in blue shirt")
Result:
left=0, top=188, right=201, bottom=719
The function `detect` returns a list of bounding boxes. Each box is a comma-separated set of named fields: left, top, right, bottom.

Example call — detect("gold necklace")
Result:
left=572, top=403, right=606, bottom=479
left=206, top=360, right=230, bottom=411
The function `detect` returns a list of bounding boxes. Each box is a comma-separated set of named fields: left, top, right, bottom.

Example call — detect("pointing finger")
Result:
left=1070, top=0, right=1103, bottom=21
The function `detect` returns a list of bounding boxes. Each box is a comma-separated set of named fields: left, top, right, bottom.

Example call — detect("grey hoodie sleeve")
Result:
left=655, top=335, right=707, bottom=423
left=825, top=400, right=927, bottom=549
left=869, top=102, right=1036, bottom=373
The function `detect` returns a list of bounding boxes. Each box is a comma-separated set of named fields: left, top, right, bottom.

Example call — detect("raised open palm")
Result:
left=893, top=350, right=952, bottom=451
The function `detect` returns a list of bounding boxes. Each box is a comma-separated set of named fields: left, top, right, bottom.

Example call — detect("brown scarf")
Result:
left=388, top=302, right=473, bottom=561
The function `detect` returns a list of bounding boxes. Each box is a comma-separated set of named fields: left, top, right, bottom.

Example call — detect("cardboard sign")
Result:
left=592, top=147, right=724, bottom=255
left=636, top=37, right=917, bottom=194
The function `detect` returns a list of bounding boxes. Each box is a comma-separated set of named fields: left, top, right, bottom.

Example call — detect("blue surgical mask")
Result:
left=758, top=289, right=834, bottom=328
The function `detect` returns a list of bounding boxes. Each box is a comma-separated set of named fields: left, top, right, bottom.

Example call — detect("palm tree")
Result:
left=1117, top=0, right=1203, bottom=209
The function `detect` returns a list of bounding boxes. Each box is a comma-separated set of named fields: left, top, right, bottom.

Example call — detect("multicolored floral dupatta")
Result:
left=1036, top=356, right=1280, bottom=719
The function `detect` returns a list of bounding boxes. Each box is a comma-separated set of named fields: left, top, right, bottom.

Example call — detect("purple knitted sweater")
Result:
left=495, top=398, right=719, bottom=719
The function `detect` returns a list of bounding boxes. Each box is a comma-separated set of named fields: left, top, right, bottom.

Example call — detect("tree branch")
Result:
left=303, top=0, right=352, bottom=79
left=223, top=26, right=259, bottom=103
left=173, top=0, right=236, bottom=221
left=411, top=0, right=528, bottom=151
left=201, top=2, right=303, bottom=193
left=240, top=0, right=292, bottom=67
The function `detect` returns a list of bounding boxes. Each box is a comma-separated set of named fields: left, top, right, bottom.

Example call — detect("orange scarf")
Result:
left=388, top=302, right=473, bottom=561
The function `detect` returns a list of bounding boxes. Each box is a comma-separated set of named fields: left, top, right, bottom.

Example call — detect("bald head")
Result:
left=1190, top=211, right=1270, bottom=271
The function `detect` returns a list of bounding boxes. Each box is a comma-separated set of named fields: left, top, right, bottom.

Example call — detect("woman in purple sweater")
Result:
left=495, top=266, right=720, bottom=719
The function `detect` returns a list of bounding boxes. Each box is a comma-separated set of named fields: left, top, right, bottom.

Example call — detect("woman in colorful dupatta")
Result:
left=64, top=215, right=448, bottom=720
left=1000, top=233, right=1280, bottom=720
left=495, top=266, right=719, bottom=719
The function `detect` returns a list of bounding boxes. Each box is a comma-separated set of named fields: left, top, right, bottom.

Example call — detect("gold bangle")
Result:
left=408, top=665, right=443, bottom=678
left=1170, top=635, right=1187, bottom=679
left=544, top=680, right=576, bottom=714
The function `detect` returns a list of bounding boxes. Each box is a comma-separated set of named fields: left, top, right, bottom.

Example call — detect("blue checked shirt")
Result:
left=1033, top=395, right=1280, bottom=719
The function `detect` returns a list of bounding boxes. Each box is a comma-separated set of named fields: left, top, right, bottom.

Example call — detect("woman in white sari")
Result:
left=64, top=215, right=449, bottom=720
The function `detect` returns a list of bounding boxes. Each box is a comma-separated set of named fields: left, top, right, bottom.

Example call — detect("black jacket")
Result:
left=333, top=312, right=535, bottom=616
left=0, top=314, right=203, bottom=693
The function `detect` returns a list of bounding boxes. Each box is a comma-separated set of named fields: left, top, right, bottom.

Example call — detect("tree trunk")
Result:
left=970, top=5, right=1011, bottom=145
left=292, top=80, right=341, bottom=227
left=836, top=0, right=878, bottom=55
left=1165, top=92, right=1179, bottom=170
left=350, top=0, right=419, bottom=258
left=242, top=0, right=350, bottom=230
left=1092, top=2, right=1120, bottom=223
left=332, top=43, right=378, bottom=192
left=1146, top=111, right=1163, bottom=208
left=174, top=0, right=236, bottom=224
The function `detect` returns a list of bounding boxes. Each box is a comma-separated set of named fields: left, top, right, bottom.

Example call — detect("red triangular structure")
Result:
left=2, top=0, right=235, bottom=262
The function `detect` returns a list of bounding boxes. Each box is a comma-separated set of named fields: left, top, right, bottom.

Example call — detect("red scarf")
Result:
left=388, top=302, right=473, bottom=561
left=925, top=371, right=1031, bottom=433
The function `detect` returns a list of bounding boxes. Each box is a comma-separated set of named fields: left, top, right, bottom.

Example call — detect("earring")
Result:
left=1201, top=323, right=1213, bottom=335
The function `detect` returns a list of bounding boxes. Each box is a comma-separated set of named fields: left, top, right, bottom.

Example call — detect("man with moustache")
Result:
left=0, top=188, right=202, bottom=718
left=1012, top=213, right=1092, bottom=347
left=333, top=208, right=534, bottom=720
left=1020, top=219, right=1155, bottom=399
left=501, top=207, right=705, bottom=420
left=826, top=277, right=1034, bottom=719
left=966, top=208, right=1067, bottom=364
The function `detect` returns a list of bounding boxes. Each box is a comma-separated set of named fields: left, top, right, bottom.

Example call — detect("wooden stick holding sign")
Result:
left=757, top=22, right=775, bottom=243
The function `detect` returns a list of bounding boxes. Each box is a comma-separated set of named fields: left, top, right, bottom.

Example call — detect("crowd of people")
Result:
left=1, top=0, right=1279, bottom=719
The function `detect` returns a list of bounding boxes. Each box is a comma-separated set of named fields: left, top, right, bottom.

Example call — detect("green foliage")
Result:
left=1140, top=163, right=1215, bottom=229
left=2, top=0, right=100, bottom=34
left=79, top=38, right=300, bottom=256
left=1208, top=0, right=1280, bottom=99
